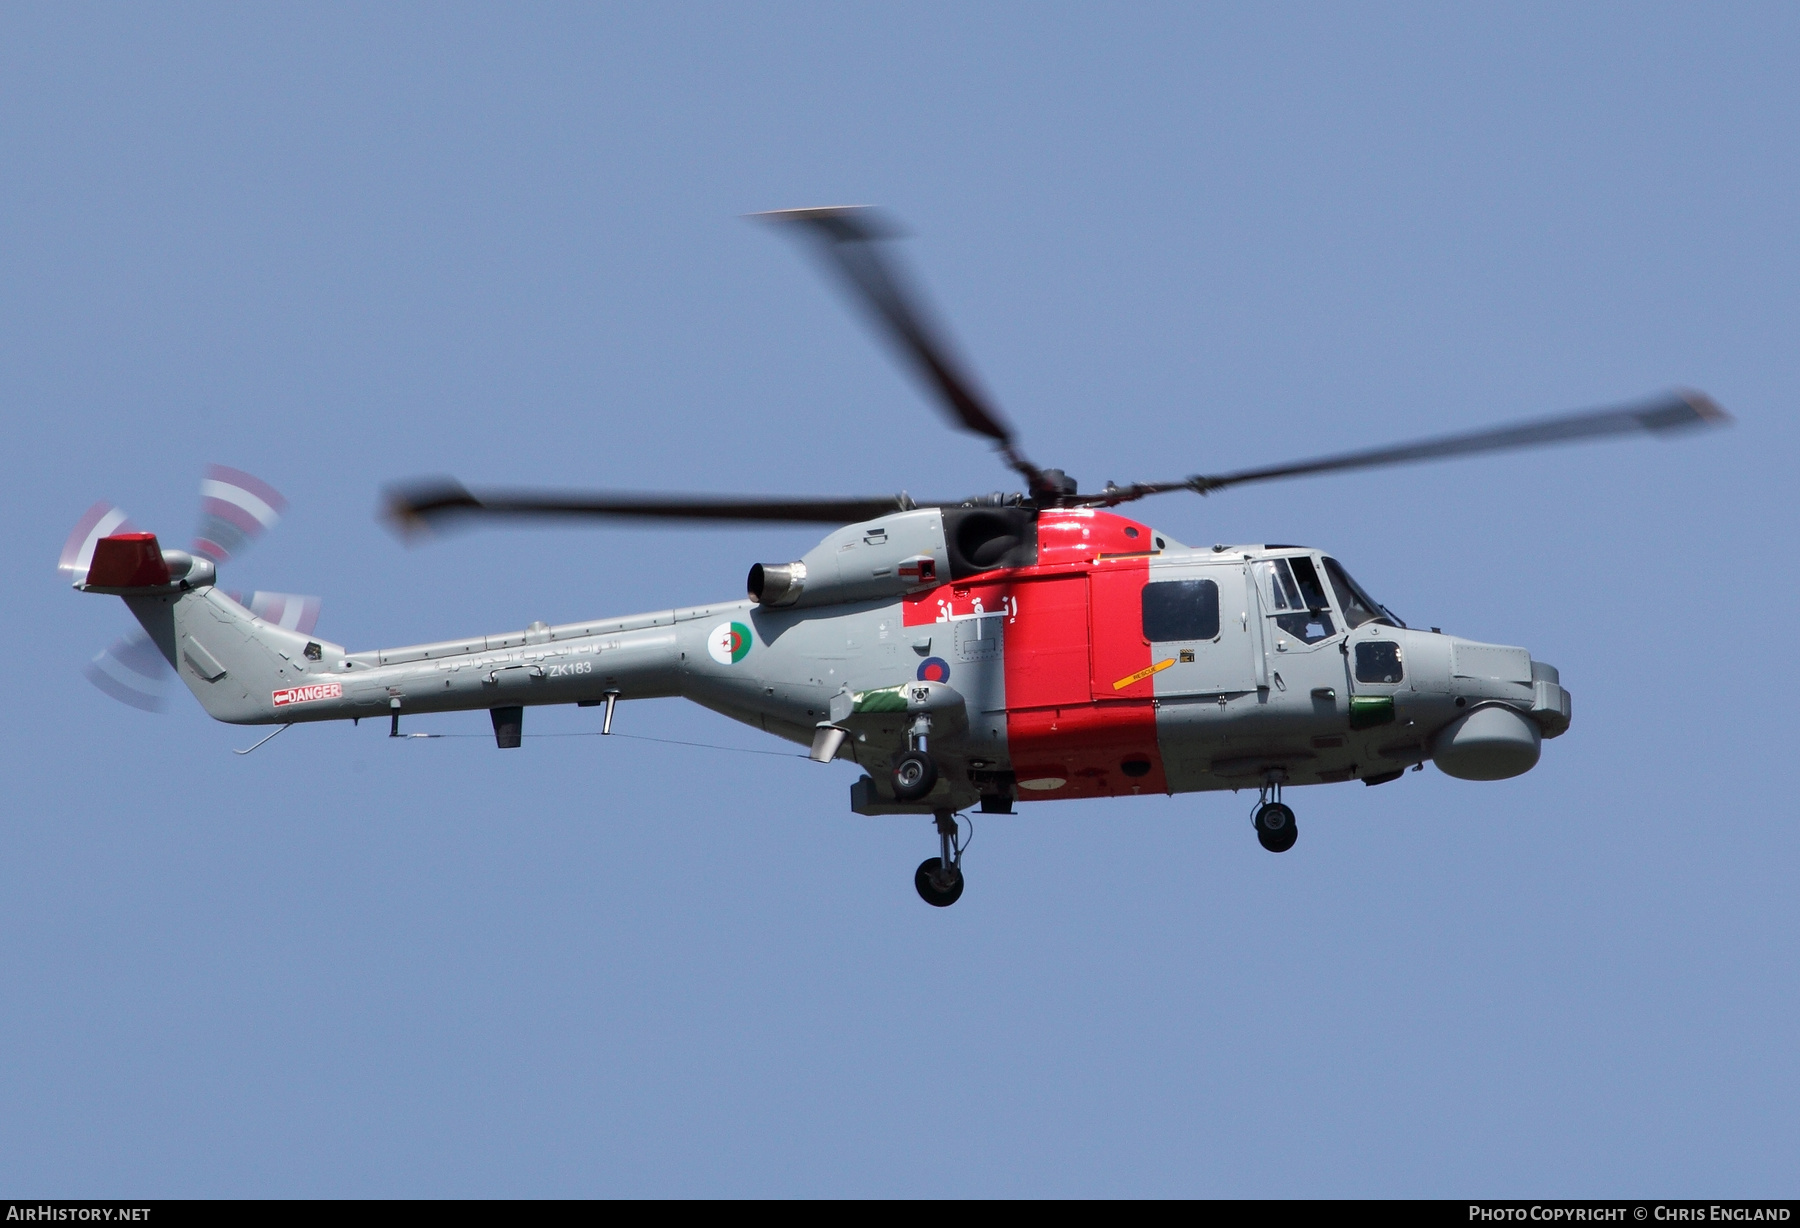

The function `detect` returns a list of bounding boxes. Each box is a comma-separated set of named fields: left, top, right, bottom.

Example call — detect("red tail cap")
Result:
left=86, top=533, right=171, bottom=588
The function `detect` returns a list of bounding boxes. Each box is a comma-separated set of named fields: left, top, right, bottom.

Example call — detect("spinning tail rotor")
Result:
left=194, top=464, right=287, bottom=563
left=58, top=501, right=139, bottom=584
left=60, top=468, right=319, bottom=713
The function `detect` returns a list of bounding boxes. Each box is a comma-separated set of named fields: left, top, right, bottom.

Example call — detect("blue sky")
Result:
left=2, top=3, right=1794, bottom=1196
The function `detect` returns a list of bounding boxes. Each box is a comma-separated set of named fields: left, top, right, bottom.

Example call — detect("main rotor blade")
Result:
left=385, top=479, right=924, bottom=536
left=1085, top=388, right=1731, bottom=506
left=755, top=206, right=1040, bottom=486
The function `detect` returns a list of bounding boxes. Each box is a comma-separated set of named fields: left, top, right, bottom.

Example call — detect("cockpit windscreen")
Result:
left=1322, top=557, right=1401, bottom=628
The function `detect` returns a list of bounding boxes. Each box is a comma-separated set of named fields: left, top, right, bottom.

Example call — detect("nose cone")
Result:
left=1433, top=705, right=1542, bottom=780
left=1427, top=640, right=1573, bottom=781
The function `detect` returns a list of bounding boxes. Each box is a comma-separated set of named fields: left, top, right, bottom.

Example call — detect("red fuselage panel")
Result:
left=1008, top=701, right=1165, bottom=800
left=902, top=509, right=1170, bottom=801
left=1000, top=575, right=1089, bottom=709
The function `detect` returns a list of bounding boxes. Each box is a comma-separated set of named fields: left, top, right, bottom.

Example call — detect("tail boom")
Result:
left=80, top=532, right=697, bottom=731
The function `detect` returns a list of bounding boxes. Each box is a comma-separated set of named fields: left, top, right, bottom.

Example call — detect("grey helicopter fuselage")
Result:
left=85, top=502, right=1570, bottom=815
left=63, top=204, right=1718, bottom=903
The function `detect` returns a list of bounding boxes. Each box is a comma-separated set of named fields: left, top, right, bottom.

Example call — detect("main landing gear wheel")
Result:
left=914, top=810, right=968, bottom=906
left=1255, top=802, right=1297, bottom=853
left=892, top=749, right=938, bottom=802
left=915, top=857, right=964, bottom=907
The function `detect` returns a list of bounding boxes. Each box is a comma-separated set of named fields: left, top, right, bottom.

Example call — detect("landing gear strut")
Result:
left=891, top=713, right=938, bottom=802
left=1254, top=776, right=1297, bottom=853
left=915, top=809, right=966, bottom=907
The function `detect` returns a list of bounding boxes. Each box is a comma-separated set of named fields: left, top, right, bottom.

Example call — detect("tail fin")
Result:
left=132, top=587, right=342, bottom=724
left=79, top=532, right=343, bottom=724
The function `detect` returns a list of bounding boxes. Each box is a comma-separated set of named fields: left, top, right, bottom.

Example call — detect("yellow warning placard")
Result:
left=1112, top=658, right=1175, bottom=691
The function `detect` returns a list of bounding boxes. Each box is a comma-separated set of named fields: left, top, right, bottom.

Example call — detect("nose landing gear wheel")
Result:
left=1255, top=801, right=1297, bottom=853
left=915, top=857, right=964, bottom=907
left=891, top=749, right=939, bottom=802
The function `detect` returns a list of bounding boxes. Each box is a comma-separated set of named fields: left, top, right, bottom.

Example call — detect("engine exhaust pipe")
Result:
left=747, top=561, right=806, bottom=607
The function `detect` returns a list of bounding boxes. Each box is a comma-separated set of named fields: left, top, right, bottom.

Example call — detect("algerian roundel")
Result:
left=707, top=621, right=753, bottom=665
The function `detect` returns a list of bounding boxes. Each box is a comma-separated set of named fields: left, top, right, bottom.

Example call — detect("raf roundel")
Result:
left=916, top=656, right=951, bottom=684
left=707, top=620, right=753, bottom=665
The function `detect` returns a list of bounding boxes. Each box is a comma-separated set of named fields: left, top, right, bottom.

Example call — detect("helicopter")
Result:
left=63, top=207, right=1729, bottom=906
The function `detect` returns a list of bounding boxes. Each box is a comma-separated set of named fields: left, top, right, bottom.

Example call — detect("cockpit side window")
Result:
left=1256, top=558, right=1336, bottom=645
left=1355, top=641, right=1403, bottom=683
left=1274, top=609, right=1335, bottom=644
left=1322, top=556, right=1401, bottom=629
left=1265, top=559, right=1302, bottom=611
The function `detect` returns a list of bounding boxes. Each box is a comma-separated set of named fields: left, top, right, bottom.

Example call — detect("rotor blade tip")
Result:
left=749, top=205, right=903, bottom=240
left=1675, top=387, right=1732, bottom=425
left=380, top=479, right=475, bottom=542
left=380, top=506, right=429, bottom=544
